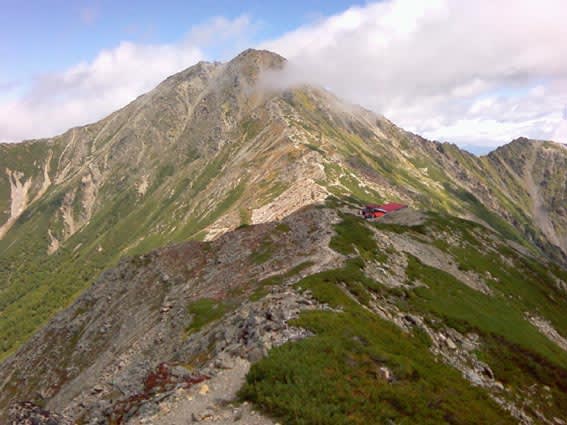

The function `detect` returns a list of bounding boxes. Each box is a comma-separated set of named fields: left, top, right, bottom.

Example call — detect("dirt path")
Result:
left=129, top=358, right=276, bottom=425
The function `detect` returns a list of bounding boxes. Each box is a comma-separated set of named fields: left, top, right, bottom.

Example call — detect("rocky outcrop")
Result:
left=119, top=286, right=321, bottom=425
left=527, top=314, right=567, bottom=353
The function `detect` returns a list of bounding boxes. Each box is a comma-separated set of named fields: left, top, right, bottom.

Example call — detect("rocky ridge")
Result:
left=1, top=206, right=342, bottom=423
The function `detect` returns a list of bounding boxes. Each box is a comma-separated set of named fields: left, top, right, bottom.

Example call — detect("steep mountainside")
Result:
left=1, top=48, right=567, bottom=403
left=488, top=139, right=567, bottom=254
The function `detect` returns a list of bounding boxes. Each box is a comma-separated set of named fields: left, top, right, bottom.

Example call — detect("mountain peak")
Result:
left=163, top=49, right=285, bottom=87
left=230, top=48, right=286, bottom=66
left=224, top=48, right=286, bottom=85
left=490, top=137, right=567, bottom=159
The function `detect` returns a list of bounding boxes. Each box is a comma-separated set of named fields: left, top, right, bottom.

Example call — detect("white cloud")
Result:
left=261, top=0, right=567, bottom=148
left=0, top=15, right=254, bottom=142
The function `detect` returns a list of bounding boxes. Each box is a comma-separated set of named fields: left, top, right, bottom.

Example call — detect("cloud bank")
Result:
left=261, top=0, right=567, bottom=147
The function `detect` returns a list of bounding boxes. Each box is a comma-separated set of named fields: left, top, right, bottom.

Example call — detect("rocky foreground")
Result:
left=3, top=202, right=567, bottom=424
left=2, top=207, right=342, bottom=423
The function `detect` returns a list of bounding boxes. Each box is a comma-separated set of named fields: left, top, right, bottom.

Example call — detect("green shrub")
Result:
left=185, top=299, right=230, bottom=335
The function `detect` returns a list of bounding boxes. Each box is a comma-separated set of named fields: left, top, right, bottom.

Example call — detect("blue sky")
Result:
left=1, top=0, right=567, bottom=147
left=0, top=1, right=361, bottom=84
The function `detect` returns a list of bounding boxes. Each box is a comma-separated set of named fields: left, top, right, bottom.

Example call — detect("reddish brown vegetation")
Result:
left=109, top=363, right=209, bottom=424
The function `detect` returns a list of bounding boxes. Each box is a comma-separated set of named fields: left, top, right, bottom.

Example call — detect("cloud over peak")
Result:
left=262, top=0, right=567, bottom=146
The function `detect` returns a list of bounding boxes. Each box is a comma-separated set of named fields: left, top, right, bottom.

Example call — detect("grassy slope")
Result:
left=240, top=207, right=567, bottom=424
left=0, top=112, right=291, bottom=359
left=282, top=89, right=541, bottom=252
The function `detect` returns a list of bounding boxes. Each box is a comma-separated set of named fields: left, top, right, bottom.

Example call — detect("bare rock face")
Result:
left=0, top=168, right=33, bottom=239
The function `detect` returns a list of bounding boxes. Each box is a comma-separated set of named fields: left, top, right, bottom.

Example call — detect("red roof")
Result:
left=364, top=204, right=382, bottom=210
left=378, top=203, right=407, bottom=212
